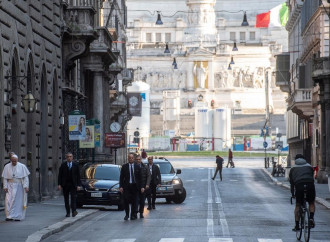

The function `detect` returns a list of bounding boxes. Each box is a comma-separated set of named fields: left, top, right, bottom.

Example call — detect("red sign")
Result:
left=105, top=133, right=126, bottom=148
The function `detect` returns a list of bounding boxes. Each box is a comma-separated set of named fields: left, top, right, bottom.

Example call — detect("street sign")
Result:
left=275, top=141, right=283, bottom=150
left=276, top=133, right=282, bottom=138
left=134, top=131, right=140, bottom=137
left=263, top=141, right=268, bottom=148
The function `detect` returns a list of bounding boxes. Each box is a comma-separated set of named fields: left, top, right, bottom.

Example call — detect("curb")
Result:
left=262, top=168, right=330, bottom=209
left=25, top=209, right=98, bottom=242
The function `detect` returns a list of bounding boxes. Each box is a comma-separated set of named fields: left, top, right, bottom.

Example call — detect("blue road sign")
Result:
left=263, top=141, right=268, bottom=148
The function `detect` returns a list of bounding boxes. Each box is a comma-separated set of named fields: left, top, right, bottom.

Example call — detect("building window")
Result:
left=240, top=32, right=246, bottom=42
left=230, top=32, right=236, bottom=41
left=146, top=33, right=152, bottom=42
left=249, top=32, right=255, bottom=41
left=165, top=33, right=171, bottom=42
left=156, top=33, right=162, bottom=42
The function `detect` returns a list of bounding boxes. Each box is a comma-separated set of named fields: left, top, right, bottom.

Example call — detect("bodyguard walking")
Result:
left=146, top=156, right=161, bottom=210
left=120, top=153, right=142, bottom=220
left=212, top=155, right=224, bottom=181
left=58, top=152, right=81, bottom=217
left=135, top=154, right=151, bottom=218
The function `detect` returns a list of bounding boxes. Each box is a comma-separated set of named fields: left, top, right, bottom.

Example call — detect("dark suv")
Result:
left=77, top=163, right=124, bottom=210
left=145, top=158, right=186, bottom=204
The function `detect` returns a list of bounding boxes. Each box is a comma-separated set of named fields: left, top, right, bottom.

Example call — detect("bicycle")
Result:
left=291, top=185, right=311, bottom=242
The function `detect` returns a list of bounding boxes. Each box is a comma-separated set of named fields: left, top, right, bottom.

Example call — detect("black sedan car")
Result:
left=77, top=163, right=124, bottom=210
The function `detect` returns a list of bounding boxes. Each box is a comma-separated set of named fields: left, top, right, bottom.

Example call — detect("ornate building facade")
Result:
left=126, top=0, right=288, bottom=147
left=0, top=0, right=131, bottom=204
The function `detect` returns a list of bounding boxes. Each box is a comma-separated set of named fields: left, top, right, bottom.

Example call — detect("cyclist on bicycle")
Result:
left=289, top=154, right=316, bottom=231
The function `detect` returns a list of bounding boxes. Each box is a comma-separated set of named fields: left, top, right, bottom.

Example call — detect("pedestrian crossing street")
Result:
left=63, top=238, right=328, bottom=242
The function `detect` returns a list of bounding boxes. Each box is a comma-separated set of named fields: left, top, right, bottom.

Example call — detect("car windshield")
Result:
left=155, top=162, right=175, bottom=174
left=83, top=166, right=120, bottom=180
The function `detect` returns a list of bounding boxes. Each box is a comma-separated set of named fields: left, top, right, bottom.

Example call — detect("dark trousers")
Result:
left=213, top=166, right=223, bottom=180
left=226, top=158, right=235, bottom=168
left=135, top=191, right=146, bottom=214
left=124, top=183, right=138, bottom=217
left=147, top=184, right=157, bottom=207
left=63, top=184, right=77, bottom=214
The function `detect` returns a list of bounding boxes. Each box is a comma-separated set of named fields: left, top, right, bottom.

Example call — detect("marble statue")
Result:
left=194, top=62, right=208, bottom=89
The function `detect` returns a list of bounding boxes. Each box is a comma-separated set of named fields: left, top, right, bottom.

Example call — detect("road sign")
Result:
left=263, top=141, right=268, bottom=148
left=275, top=141, right=283, bottom=150
left=134, top=131, right=140, bottom=137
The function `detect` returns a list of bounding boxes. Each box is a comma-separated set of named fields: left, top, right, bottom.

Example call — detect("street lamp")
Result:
left=156, top=11, right=163, bottom=25
left=22, top=91, right=36, bottom=113
left=5, top=75, right=37, bottom=113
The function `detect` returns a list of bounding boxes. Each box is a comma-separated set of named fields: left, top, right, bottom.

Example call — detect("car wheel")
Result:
left=77, top=202, right=83, bottom=208
left=166, top=198, right=172, bottom=203
left=173, top=187, right=186, bottom=204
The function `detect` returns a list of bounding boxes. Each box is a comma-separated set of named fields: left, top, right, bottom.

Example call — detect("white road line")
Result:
left=201, top=179, right=210, bottom=182
left=209, top=239, right=233, bottom=242
left=207, top=168, right=214, bottom=237
left=213, top=180, right=230, bottom=237
left=108, top=240, right=136, bottom=242
left=159, top=239, right=185, bottom=242
left=258, top=240, right=283, bottom=242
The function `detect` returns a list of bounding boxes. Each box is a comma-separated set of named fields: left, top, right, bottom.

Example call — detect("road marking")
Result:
left=207, top=169, right=214, bottom=237
left=159, top=239, right=184, bottom=242
left=209, top=239, right=233, bottom=242
left=213, top=180, right=230, bottom=237
left=201, top=179, right=209, bottom=182
left=185, top=180, right=194, bottom=182
left=258, top=240, right=283, bottom=242
left=108, top=240, right=136, bottom=242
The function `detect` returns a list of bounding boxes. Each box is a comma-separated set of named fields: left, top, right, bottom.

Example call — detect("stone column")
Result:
left=208, top=61, right=214, bottom=90
left=187, top=61, right=194, bottom=90
left=93, top=71, right=104, bottom=154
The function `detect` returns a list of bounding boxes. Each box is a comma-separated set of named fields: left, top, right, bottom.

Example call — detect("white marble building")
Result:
left=126, top=0, right=289, bottom=139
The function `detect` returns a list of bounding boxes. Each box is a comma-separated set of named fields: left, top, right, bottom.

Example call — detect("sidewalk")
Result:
left=263, top=167, right=330, bottom=209
left=0, top=196, right=98, bottom=242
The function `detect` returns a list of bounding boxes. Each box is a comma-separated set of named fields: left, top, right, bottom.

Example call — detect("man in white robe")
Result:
left=2, top=154, right=30, bottom=221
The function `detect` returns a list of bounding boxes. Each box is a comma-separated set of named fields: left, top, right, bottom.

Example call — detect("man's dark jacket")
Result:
left=120, top=163, right=142, bottom=190
left=139, top=162, right=151, bottom=188
left=58, top=161, right=81, bottom=188
left=289, top=158, right=314, bottom=195
left=148, top=164, right=161, bottom=186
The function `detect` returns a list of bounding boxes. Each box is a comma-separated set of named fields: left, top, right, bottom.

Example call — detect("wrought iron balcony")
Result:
left=312, top=57, right=330, bottom=81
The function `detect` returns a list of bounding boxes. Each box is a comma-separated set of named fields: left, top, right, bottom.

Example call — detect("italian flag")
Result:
left=255, top=2, right=288, bottom=28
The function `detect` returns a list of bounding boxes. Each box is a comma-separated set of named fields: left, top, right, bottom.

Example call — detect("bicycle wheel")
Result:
left=303, top=209, right=310, bottom=242
left=296, top=209, right=303, bottom=240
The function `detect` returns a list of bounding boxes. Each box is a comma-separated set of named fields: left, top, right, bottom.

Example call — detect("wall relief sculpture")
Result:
left=214, top=67, right=265, bottom=89
left=145, top=71, right=186, bottom=89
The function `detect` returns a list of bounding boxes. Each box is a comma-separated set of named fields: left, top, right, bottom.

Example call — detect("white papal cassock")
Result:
left=2, top=162, right=30, bottom=220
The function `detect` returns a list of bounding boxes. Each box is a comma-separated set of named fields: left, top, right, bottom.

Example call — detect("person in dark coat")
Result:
left=146, top=156, right=161, bottom=210
left=119, top=153, right=142, bottom=220
left=135, top=154, right=151, bottom=218
left=58, top=152, right=81, bottom=217
left=212, top=155, right=224, bottom=181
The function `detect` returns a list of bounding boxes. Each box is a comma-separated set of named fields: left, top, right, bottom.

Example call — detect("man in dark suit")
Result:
left=58, top=152, right=81, bottom=217
left=120, top=153, right=142, bottom=220
left=135, top=154, right=150, bottom=218
left=146, top=156, right=161, bottom=210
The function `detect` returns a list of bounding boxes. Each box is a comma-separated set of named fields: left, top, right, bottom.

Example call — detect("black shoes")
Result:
left=152, top=205, right=155, bottom=209
left=292, top=226, right=300, bottom=231
left=124, top=215, right=129, bottom=221
left=5, top=218, right=13, bottom=221
left=65, top=214, right=70, bottom=217
left=309, top=219, right=315, bottom=228
left=212, top=177, right=215, bottom=180
left=130, top=216, right=137, bottom=220
left=72, top=211, right=78, bottom=217
left=147, top=206, right=152, bottom=210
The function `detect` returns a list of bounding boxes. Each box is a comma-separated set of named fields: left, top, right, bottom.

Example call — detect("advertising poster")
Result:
left=79, top=125, right=95, bottom=148
left=69, top=114, right=86, bottom=140
left=105, top=133, right=125, bottom=148
left=127, top=93, right=142, bottom=116
left=94, top=124, right=101, bottom=147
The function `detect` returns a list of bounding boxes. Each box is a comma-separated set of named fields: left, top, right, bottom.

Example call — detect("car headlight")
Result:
left=110, top=184, right=120, bottom=192
left=172, top=179, right=181, bottom=185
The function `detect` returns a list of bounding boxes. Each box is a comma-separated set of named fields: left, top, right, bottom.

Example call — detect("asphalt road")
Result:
left=43, top=158, right=330, bottom=242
